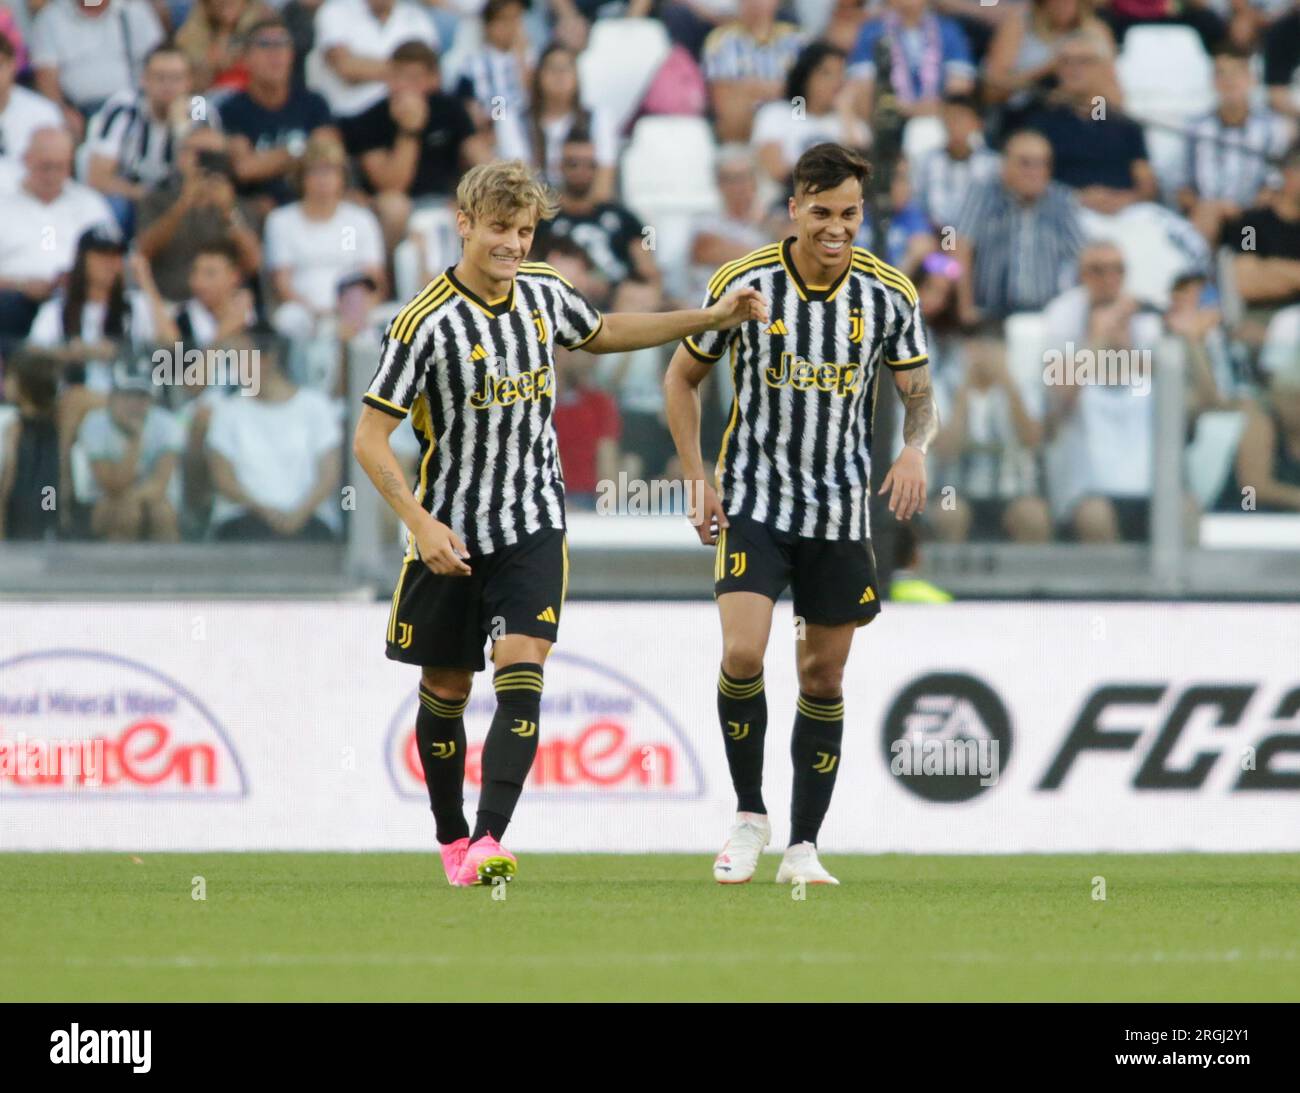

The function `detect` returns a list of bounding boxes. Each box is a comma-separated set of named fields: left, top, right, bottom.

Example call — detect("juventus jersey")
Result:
left=364, top=262, right=604, bottom=554
left=685, top=237, right=928, bottom=541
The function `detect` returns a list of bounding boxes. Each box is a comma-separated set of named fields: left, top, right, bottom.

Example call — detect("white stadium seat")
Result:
left=1116, top=26, right=1214, bottom=125
left=902, top=115, right=946, bottom=179
left=620, top=116, right=720, bottom=215
left=577, top=18, right=672, bottom=135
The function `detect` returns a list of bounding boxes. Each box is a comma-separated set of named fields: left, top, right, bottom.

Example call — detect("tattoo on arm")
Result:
left=377, top=467, right=407, bottom=500
left=896, top=366, right=939, bottom=454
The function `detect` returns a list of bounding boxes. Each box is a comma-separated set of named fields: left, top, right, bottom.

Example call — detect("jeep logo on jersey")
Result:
left=385, top=650, right=706, bottom=800
left=468, top=364, right=554, bottom=410
left=764, top=352, right=861, bottom=396
left=881, top=673, right=1012, bottom=802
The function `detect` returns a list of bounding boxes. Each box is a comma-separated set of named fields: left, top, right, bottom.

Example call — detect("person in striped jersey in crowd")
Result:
left=353, top=158, right=766, bottom=888
left=664, top=141, right=938, bottom=887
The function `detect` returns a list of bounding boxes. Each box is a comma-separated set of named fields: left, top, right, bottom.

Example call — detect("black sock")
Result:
left=415, top=685, right=469, bottom=844
left=717, top=668, right=767, bottom=815
left=790, top=692, right=844, bottom=846
left=472, top=662, right=543, bottom=843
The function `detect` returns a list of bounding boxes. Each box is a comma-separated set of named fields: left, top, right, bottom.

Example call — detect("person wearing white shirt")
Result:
left=310, top=0, right=438, bottom=118
left=205, top=331, right=344, bottom=540
left=0, top=33, right=61, bottom=166
left=263, top=135, right=386, bottom=338
left=30, top=0, right=164, bottom=128
left=0, top=128, right=118, bottom=348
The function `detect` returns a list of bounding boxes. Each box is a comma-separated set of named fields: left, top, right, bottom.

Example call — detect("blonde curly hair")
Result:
left=455, top=159, right=560, bottom=227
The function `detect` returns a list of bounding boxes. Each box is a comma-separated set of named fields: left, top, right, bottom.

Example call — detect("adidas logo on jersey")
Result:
left=536, top=605, right=557, bottom=623
left=469, top=343, right=489, bottom=361
left=763, top=319, right=788, bottom=336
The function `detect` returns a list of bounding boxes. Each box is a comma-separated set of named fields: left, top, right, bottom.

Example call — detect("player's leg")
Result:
left=711, top=516, right=788, bottom=883
left=455, top=529, right=565, bottom=886
left=777, top=536, right=883, bottom=885
left=416, top=664, right=474, bottom=882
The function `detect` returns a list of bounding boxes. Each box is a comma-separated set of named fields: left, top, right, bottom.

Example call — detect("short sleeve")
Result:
left=262, top=208, right=293, bottom=270
left=847, top=21, right=882, bottom=80
left=313, top=0, right=350, bottom=52
left=884, top=282, right=929, bottom=371
left=76, top=409, right=116, bottom=461
left=27, top=299, right=62, bottom=346
left=549, top=275, right=604, bottom=349
left=28, top=8, right=58, bottom=69
left=363, top=311, right=434, bottom=418
left=681, top=281, right=735, bottom=364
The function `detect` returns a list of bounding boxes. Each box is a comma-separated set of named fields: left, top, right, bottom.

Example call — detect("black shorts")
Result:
left=385, top=527, right=568, bottom=671
left=713, top=514, right=882, bottom=627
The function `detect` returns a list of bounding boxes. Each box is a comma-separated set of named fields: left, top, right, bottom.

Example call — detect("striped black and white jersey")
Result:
left=84, top=90, right=187, bottom=188
left=684, top=237, right=928, bottom=541
left=364, top=263, right=603, bottom=555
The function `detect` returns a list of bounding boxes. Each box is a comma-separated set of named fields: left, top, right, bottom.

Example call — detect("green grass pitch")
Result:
left=2, top=853, right=1296, bottom=1001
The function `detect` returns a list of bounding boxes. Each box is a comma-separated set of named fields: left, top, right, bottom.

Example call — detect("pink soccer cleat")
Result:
left=440, top=837, right=470, bottom=886
left=453, top=834, right=518, bottom=887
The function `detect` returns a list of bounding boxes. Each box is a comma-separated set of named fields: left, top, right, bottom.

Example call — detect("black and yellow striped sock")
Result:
left=416, top=684, right=470, bottom=844
left=790, top=691, right=845, bottom=846
left=717, top=668, right=768, bottom=815
left=473, top=662, right=544, bottom=842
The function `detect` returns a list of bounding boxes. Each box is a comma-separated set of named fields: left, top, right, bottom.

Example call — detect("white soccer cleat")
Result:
left=775, top=841, right=840, bottom=886
left=712, top=811, right=771, bottom=884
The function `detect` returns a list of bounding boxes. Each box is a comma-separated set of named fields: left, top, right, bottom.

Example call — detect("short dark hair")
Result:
left=0, top=33, right=17, bottom=62
left=538, top=236, right=592, bottom=270
left=941, top=90, right=979, bottom=112
left=392, top=40, right=439, bottom=70
left=145, top=41, right=189, bottom=69
left=791, top=142, right=871, bottom=198
left=484, top=0, right=528, bottom=22
left=1211, top=42, right=1253, bottom=64
left=783, top=41, right=846, bottom=104
left=194, top=238, right=242, bottom=269
left=9, top=352, right=60, bottom=413
left=244, top=15, right=290, bottom=41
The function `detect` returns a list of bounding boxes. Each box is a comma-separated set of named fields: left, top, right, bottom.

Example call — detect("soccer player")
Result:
left=353, top=160, right=766, bottom=887
left=664, top=142, right=938, bottom=886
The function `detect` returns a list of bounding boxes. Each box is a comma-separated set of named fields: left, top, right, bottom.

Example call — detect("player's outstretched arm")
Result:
left=878, top=363, right=939, bottom=523
left=352, top=405, right=472, bottom=575
left=584, top=286, right=768, bottom=354
left=664, top=344, right=729, bottom=546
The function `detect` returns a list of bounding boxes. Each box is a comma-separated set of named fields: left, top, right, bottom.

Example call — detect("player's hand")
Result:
left=686, top=480, right=729, bottom=546
left=416, top=518, right=472, bottom=576
left=709, top=286, right=768, bottom=331
left=879, top=445, right=927, bottom=522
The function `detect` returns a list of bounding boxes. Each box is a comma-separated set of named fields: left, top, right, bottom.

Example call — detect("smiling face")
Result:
left=457, top=203, right=539, bottom=284
left=788, top=174, right=863, bottom=266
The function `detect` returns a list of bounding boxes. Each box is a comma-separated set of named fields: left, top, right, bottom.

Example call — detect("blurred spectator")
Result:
left=341, top=39, right=487, bottom=251
left=264, top=135, right=385, bottom=338
left=953, top=128, right=1083, bottom=323
left=222, top=15, right=335, bottom=214
left=550, top=0, right=655, bottom=53
left=26, top=231, right=172, bottom=394
left=205, top=330, right=343, bottom=540
left=135, top=126, right=262, bottom=302
left=0, top=30, right=60, bottom=166
left=703, top=0, right=805, bottom=142
left=752, top=41, right=869, bottom=187
left=688, top=144, right=768, bottom=299
left=168, top=239, right=258, bottom=350
left=534, top=130, right=660, bottom=291
left=983, top=0, right=1115, bottom=139
left=83, top=44, right=196, bottom=231
left=1216, top=358, right=1300, bottom=512
left=1164, top=270, right=1245, bottom=412
left=0, top=351, right=60, bottom=541
left=0, top=4, right=29, bottom=75
left=913, top=91, right=999, bottom=229
left=31, top=0, right=164, bottom=134
left=0, top=128, right=118, bottom=349
left=913, top=250, right=965, bottom=378
left=661, top=0, right=741, bottom=60
left=552, top=344, right=620, bottom=508
left=310, top=0, right=438, bottom=119
left=535, top=233, right=606, bottom=305
left=176, top=0, right=273, bottom=92
left=1228, top=144, right=1300, bottom=314
left=1264, top=0, right=1300, bottom=120
left=591, top=278, right=675, bottom=479
left=455, top=0, right=531, bottom=133
left=1177, top=45, right=1293, bottom=246
left=498, top=42, right=619, bottom=201
left=930, top=334, right=1050, bottom=542
left=1041, top=240, right=1164, bottom=542
left=889, top=522, right=953, bottom=601
left=76, top=368, right=182, bottom=541
left=282, top=0, right=326, bottom=87
left=858, top=156, right=939, bottom=277
left=847, top=0, right=975, bottom=120
left=1025, top=32, right=1157, bottom=214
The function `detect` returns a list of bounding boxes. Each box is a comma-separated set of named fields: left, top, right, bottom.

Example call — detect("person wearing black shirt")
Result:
left=533, top=131, right=660, bottom=293
left=339, top=40, right=490, bottom=252
left=1230, top=146, right=1300, bottom=313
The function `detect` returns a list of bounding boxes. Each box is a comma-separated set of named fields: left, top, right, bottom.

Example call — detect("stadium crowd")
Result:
left=0, top=0, right=1299, bottom=546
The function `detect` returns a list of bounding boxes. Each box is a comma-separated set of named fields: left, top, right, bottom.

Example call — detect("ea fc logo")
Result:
left=881, top=672, right=1011, bottom=802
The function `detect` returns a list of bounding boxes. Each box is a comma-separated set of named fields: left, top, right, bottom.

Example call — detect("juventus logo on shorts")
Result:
left=729, top=551, right=747, bottom=577
left=396, top=622, right=414, bottom=649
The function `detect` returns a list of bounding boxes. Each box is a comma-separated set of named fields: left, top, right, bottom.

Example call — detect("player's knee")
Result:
left=420, top=666, right=472, bottom=700
left=1073, top=496, right=1118, bottom=543
left=797, top=658, right=844, bottom=698
left=1004, top=496, right=1052, bottom=543
left=720, top=643, right=764, bottom=680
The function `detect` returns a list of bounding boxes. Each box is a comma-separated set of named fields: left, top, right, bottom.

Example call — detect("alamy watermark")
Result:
left=151, top=345, right=261, bottom=396
left=1043, top=343, right=1151, bottom=397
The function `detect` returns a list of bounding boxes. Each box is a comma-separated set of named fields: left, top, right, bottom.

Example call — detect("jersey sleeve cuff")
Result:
left=683, top=336, right=724, bottom=363
left=886, top=354, right=928, bottom=371
left=565, top=312, right=604, bottom=349
left=363, top=393, right=410, bottom=418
